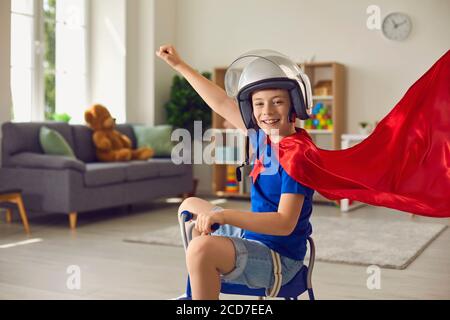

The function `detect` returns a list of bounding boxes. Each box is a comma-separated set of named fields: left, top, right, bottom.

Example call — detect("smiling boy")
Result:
left=157, top=45, right=314, bottom=300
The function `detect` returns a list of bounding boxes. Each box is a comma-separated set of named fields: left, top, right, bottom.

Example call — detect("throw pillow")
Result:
left=133, top=125, right=174, bottom=157
left=39, top=126, right=76, bottom=158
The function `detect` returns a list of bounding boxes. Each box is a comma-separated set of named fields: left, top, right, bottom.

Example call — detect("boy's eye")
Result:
left=274, top=100, right=284, bottom=105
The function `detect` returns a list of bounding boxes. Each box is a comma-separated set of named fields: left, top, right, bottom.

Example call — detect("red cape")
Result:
left=251, top=50, right=450, bottom=218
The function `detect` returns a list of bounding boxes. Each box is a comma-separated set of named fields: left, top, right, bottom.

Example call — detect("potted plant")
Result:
left=50, top=113, right=72, bottom=123
left=164, top=72, right=212, bottom=135
left=165, top=72, right=212, bottom=197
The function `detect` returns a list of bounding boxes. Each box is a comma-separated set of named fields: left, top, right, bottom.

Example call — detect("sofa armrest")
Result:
left=8, top=152, right=86, bottom=172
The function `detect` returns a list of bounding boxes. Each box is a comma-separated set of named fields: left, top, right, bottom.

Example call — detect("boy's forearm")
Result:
left=221, top=209, right=291, bottom=236
left=175, top=62, right=231, bottom=114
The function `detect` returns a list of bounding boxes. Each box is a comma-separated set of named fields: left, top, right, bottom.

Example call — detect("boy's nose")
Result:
left=262, top=106, right=274, bottom=115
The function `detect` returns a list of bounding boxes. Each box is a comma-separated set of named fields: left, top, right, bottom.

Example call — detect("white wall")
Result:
left=0, top=0, right=12, bottom=164
left=126, top=0, right=156, bottom=125
left=154, top=0, right=177, bottom=125
left=174, top=0, right=450, bottom=133
left=89, top=0, right=127, bottom=122
left=90, top=0, right=175, bottom=126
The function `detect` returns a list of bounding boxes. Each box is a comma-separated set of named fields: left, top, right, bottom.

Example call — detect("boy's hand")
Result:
left=194, top=209, right=225, bottom=235
left=155, top=45, right=184, bottom=70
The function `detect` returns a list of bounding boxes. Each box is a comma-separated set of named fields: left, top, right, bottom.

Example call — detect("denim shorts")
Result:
left=211, top=223, right=304, bottom=290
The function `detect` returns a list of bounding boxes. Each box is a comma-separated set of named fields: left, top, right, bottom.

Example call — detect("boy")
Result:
left=157, top=45, right=314, bottom=300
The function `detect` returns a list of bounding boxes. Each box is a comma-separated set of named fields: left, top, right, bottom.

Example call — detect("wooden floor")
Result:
left=0, top=197, right=449, bottom=300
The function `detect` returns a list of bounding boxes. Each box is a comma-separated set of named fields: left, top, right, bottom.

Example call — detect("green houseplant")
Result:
left=50, top=113, right=72, bottom=123
left=164, top=72, right=213, bottom=198
left=164, top=72, right=212, bottom=135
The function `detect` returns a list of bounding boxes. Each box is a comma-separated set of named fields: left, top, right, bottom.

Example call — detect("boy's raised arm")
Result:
left=156, top=45, right=247, bottom=133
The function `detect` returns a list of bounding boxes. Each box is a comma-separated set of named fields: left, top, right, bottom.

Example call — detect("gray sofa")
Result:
left=0, top=122, right=193, bottom=229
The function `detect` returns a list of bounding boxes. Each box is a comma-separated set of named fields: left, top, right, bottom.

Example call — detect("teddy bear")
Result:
left=84, top=104, right=154, bottom=162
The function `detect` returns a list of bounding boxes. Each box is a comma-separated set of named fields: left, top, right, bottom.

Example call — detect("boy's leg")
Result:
left=178, top=197, right=235, bottom=300
left=186, top=235, right=236, bottom=300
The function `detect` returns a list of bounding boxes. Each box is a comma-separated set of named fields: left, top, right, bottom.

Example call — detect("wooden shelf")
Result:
left=312, top=95, right=334, bottom=101
left=300, top=62, right=346, bottom=151
left=216, top=191, right=251, bottom=199
left=305, top=129, right=333, bottom=134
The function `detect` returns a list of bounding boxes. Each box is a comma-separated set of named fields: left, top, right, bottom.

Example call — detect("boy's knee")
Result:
left=186, top=236, right=214, bottom=265
left=178, top=197, right=199, bottom=215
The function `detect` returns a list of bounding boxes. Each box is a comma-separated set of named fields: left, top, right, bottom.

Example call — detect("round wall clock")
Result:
left=382, top=12, right=412, bottom=41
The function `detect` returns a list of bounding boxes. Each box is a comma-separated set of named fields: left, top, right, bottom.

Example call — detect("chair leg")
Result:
left=69, top=212, right=78, bottom=230
left=307, top=288, right=315, bottom=300
left=5, top=209, right=12, bottom=223
left=14, top=195, right=30, bottom=234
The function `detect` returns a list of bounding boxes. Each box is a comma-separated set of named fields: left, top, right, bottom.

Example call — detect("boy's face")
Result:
left=252, top=88, right=294, bottom=135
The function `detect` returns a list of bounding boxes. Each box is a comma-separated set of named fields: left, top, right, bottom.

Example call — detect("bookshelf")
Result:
left=211, top=62, right=346, bottom=203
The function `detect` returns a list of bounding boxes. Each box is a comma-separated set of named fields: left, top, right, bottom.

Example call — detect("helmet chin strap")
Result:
left=236, top=135, right=250, bottom=182
left=289, top=110, right=297, bottom=123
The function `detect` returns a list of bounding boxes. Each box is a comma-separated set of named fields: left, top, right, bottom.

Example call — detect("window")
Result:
left=11, top=0, right=87, bottom=124
left=11, top=0, right=35, bottom=121
left=43, top=0, right=56, bottom=120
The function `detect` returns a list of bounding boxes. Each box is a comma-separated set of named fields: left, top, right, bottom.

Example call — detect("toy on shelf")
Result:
left=304, top=102, right=333, bottom=131
left=225, top=165, right=239, bottom=193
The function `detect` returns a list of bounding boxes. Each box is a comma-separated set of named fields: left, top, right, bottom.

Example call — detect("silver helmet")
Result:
left=225, top=49, right=312, bottom=129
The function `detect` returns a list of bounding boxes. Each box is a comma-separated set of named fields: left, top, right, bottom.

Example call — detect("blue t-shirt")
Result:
left=243, top=143, right=314, bottom=261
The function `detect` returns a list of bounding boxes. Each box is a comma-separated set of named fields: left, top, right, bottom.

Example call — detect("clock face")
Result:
left=382, top=12, right=412, bottom=41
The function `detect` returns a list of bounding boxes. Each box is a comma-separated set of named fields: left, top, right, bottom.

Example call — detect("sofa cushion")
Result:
left=152, top=159, right=187, bottom=177
left=39, top=126, right=76, bottom=158
left=2, top=122, right=75, bottom=166
left=71, top=125, right=97, bottom=163
left=133, top=125, right=174, bottom=157
left=125, top=161, right=160, bottom=181
left=84, top=163, right=127, bottom=187
left=9, top=152, right=86, bottom=172
left=115, top=124, right=137, bottom=148
left=71, top=124, right=137, bottom=162
left=125, top=159, right=187, bottom=182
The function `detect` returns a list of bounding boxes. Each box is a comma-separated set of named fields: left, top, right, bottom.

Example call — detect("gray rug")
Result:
left=124, top=216, right=447, bottom=270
